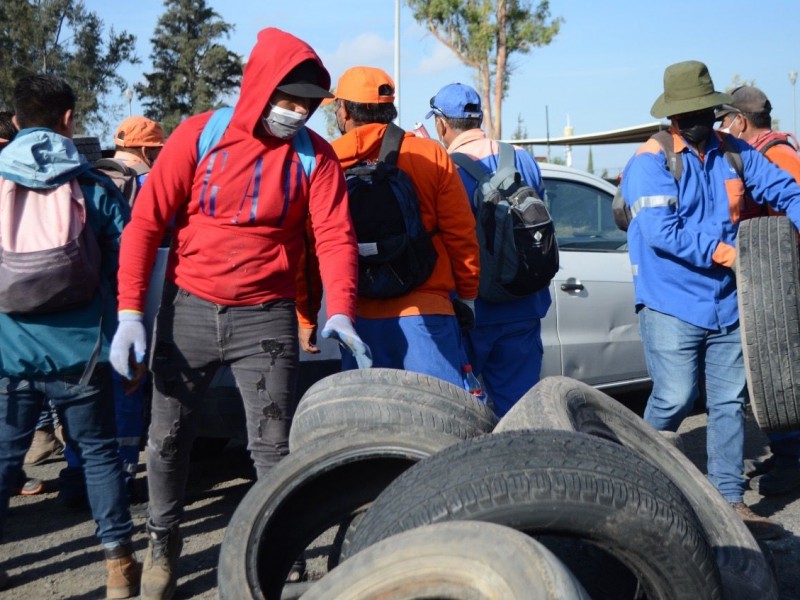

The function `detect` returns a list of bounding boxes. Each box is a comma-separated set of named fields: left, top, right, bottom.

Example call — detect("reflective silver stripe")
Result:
left=631, top=264, right=638, bottom=276
left=631, top=195, right=677, bottom=218
left=117, top=436, right=141, bottom=447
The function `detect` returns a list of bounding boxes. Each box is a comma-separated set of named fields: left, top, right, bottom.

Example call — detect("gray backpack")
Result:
left=451, top=143, right=558, bottom=303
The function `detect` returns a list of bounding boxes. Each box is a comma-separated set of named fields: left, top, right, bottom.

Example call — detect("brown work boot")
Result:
left=105, top=543, right=141, bottom=599
left=730, top=502, right=785, bottom=540
left=141, top=521, right=182, bottom=600
left=24, top=427, right=63, bottom=465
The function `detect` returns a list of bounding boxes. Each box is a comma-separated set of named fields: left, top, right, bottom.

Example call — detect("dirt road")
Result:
left=2, top=410, right=800, bottom=599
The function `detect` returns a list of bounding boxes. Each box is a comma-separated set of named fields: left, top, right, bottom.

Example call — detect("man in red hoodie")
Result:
left=108, top=28, right=366, bottom=600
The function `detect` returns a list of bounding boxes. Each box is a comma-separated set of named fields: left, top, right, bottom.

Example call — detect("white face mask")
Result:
left=719, top=114, right=739, bottom=136
left=262, top=104, right=307, bottom=139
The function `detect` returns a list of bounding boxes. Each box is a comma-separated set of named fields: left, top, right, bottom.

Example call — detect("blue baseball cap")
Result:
left=426, top=83, right=483, bottom=120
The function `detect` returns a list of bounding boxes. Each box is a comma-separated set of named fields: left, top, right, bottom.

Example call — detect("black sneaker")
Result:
left=751, top=467, right=800, bottom=496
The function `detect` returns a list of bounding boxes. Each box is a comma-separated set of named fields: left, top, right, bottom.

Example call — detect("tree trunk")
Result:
left=492, top=0, right=509, bottom=139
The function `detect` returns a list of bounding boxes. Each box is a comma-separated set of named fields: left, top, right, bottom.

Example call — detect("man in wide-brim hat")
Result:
left=619, top=60, right=800, bottom=541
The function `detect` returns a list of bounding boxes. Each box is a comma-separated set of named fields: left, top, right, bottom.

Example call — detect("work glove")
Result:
left=452, top=297, right=476, bottom=333
left=110, top=311, right=147, bottom=380
left=321, top=314, right=373, bottom=369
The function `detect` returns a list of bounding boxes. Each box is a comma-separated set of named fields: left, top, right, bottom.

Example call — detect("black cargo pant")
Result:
left=147, top=282, right=299, bottom=529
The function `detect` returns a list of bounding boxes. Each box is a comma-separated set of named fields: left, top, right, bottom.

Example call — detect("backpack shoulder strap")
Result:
left=719, top=133, right=744, bottom=181
left=197, top=106, right=234, bottom=161
left=93, top=158, right=135, bottom=175
left=759, top=137, right=795, bottom=155
left=450, top=152, right=490, bottom=182
left=292, top=127, right=316, bottom=179
left=651, top=130, right=682, bottom=181
left=496, top=142, right=516, bottom=172
left=377, top=123, right=405, bottom=166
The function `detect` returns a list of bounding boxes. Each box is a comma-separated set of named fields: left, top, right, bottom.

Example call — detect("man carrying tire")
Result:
left=716, top=86, right=800, bottom=497
left=620, top=60, right=800, bottom=540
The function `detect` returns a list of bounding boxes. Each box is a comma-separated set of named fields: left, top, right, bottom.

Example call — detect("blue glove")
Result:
left=110, top=311, right=147, bottom=379
left=321, top=314, right=373, bottom=369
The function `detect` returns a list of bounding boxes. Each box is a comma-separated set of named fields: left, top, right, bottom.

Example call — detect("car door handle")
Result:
left=560, top=279, right=585, bottom=292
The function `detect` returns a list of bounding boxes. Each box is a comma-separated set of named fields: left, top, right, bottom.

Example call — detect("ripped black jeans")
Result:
left=147, top=282, right=299, bottom=529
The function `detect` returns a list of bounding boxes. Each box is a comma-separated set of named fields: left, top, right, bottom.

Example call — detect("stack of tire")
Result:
left=218, top=370, right=778, bottom=600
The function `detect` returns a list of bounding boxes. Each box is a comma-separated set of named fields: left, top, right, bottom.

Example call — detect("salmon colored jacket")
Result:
left=296, top=122, right=479, bottom=328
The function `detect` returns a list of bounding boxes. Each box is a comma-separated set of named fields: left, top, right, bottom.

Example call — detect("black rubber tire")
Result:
left=217, top=428, right=462, bottom=600
left=495, top=376, right=777, bottom=600
left=326, top=506, right=367, bottom=572
left=289, top=368, right=497, bottom=452
left=345, top=430, right=722, bottom=600
left=302, top=521, right=590, bottom=600
left=736, top=216, right=800, bottom=432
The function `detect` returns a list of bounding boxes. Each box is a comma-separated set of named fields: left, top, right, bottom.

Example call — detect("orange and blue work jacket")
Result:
left=621, top=129, right=800, bottom=330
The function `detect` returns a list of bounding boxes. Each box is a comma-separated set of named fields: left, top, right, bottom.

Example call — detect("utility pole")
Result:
left=790, top=71, right=797, bottom=137
left=124, top=87, right=133, bottom=117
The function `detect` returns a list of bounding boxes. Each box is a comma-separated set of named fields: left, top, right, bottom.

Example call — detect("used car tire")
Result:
left=345, top=429, right=722, bottom=600
left=289, top=368, right=497, bottom=452
left=495, top=376, right=777, bottom=600
left=302, top=521, right=590, bottom=600
left=736, top=216, right=800, bottom=432
left=217, top=428, right=466, bottom=600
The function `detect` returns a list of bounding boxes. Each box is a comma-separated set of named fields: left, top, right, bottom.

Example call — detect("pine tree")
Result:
left=0, top=0, right=138, bottom=134
left=137, top=0, right=242, bottom=133
left=587, top=146, right=594, bottom=174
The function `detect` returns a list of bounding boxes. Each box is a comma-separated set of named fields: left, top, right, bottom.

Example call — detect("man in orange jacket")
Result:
left=298, top=66, right=479, bottom=387
left=717, top=86, right=800, bottom=496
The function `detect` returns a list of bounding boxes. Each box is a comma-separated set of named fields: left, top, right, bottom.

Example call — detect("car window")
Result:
left=543, top=177, right=627, bottom=251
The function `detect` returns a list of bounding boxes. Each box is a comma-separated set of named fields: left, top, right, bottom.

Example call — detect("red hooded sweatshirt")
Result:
left=117, top=28, right=357, bottom=320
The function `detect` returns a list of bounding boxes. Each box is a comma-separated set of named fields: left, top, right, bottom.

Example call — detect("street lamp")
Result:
left=123, top=87, right=134, bottom=117
left=789, top=71, right=797, bottom=138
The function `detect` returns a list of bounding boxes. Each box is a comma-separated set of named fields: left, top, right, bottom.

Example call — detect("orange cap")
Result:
left=322, top=66, right=395, bottom=106
left=114, top=116, right=165, bottom=148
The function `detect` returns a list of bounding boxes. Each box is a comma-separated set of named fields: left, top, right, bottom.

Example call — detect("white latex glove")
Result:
left=110, top=311, right=147, bottom=379
left=321, top=314, right=373, bottom=369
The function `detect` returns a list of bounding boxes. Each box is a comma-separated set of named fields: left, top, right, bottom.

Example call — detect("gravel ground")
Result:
left=2, top=407, right=800, bottom=599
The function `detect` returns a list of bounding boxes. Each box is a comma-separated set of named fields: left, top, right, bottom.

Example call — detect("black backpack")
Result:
left=345, top=123, right=438, bottom=298
left=613, top=131, right=744, bottom=231
left=451, top=143, right=558, bottom=302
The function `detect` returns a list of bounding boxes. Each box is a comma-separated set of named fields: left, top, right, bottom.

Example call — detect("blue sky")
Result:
left=84, top=0, right=800, bottom=176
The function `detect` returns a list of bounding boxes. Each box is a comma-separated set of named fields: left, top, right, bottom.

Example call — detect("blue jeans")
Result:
left=342, top=314, right=464, bottom=387
left=465, top=318, right=543, bottom=417
left=147, top=283, right=299, bottom=529
left=0, top=365, right=133, bottom=546
left=639, top=307, right=747, bottom=502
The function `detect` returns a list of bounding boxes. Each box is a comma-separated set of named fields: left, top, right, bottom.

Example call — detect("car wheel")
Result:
left=495, top=376, right=777, bottom=600
left=303, top=521, right=589, bottom=600
left=217, top=428, right=464, bottom=600
left=288, top=368, right=497, bottom=452
left=345, top=429, right=722, bottom=600
left=737, top=215, right=800, bottom=432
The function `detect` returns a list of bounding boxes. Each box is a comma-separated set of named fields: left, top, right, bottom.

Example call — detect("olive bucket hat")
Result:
left=650, top=60, right=733, bottom=119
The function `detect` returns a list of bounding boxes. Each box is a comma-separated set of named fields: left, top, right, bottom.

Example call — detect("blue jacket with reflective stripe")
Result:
left=621, top=130, right=800, bottom=329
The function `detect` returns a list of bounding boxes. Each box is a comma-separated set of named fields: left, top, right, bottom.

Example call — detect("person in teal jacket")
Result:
left=621, top=60, right=800, bottom=542
left=0, top=74, right=139, bottom=598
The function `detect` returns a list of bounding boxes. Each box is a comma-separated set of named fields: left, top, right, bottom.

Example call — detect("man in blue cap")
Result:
left=428, top=82, right=551, bottom=417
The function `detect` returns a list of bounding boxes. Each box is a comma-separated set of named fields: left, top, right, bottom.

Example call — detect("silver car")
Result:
left=539, top=163, right=649, bottom=392
left=143, top=163, right=649, bottom=441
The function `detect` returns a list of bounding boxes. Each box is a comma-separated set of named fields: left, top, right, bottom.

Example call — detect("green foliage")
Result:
left=137, top=0, right=242, bottom=133
left=587, top=146, right=594, bottom=174
left=0, top=0, right=138, bottom=134
left=407, top=0, right=562, bottom=138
